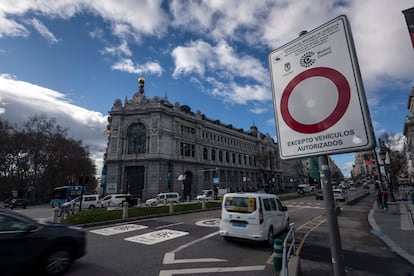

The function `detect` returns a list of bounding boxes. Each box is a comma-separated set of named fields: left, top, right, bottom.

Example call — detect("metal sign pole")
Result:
left=319, top=155, right=346, bottom=276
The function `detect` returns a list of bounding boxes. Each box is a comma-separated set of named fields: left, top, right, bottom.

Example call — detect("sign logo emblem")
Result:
left=284, top=62, right=291, bottom=72
left=300, top=52, right=316, bottom=67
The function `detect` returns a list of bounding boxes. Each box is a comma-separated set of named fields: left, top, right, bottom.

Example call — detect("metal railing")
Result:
left=280, top=223, right=296, bottom=276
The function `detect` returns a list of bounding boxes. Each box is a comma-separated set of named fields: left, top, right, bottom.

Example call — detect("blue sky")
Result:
left=0, top=0, right=413, bottom=177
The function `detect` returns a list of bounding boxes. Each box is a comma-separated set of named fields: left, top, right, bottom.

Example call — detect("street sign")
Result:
left=269, top=15, right=375, bottom=159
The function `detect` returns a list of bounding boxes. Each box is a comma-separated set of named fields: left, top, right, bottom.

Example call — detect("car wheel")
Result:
left=43, top=247, right=73, bottom=275
left=223, top=236, right=231, bottom=242
left=267, top=227, right=274, bottom=247
left=89, top=205, right=95, bottom=209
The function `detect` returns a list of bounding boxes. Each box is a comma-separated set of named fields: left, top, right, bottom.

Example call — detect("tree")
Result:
left=380, top=132, right=405, bottom=177
left=0, top=115, right=96, bottom=203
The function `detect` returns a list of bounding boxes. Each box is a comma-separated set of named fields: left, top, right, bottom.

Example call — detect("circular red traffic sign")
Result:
left=280, top=67, right=350, bottom=134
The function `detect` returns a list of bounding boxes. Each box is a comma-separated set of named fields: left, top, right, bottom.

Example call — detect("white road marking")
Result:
left=163, top=231, right=225, bottom=264
left=90, top=224, right=148, bottom=236
left=163, top=252, right=226, bottom=264
left=159, top=265, right=265, bottom=276
left=125, top=229, right=188, bottom=245
left=195, top=218, right=220, bottom=227
left=171, top=231, right=219, bottom=253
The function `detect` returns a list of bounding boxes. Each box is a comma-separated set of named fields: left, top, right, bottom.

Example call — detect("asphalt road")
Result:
left=14, top=189, right=412, bottom=276
left=14, top=197, right=325, bottom=275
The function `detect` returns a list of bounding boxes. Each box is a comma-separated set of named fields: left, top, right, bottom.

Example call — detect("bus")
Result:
left=50, top=185, right=86, bottom=207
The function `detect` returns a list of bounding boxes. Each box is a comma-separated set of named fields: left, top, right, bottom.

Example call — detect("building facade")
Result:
left=403, top=86, right=414, bottom=183
left=103, top=79, right=307, bottom=200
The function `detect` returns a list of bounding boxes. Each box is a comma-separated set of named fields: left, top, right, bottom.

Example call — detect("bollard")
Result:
left=273, top=238, right=283, bottom=272
left=122, top=201, right=128, bottom=219
left=169, top=201, right=174, bottom=214
left=202, top=198, right=206, bottom=210
left=53, top=207, right=60, bottom=223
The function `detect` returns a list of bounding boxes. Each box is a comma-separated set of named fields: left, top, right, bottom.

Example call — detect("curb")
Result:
left=367, top=203, right=414, bottom=266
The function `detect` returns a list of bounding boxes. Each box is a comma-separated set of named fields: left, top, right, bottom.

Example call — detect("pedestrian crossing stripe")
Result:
left=90, top=224, right=148, bottom=236
left=125, top=229, right=189, bottom=245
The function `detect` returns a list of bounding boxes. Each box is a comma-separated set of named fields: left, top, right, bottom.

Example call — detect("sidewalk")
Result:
left=368, top=199, right=414, bottom=266
left=298, top=195, right=414, bottom=275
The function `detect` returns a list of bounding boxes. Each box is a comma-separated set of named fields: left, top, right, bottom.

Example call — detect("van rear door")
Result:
left=223, top=195, right=260, bottom=227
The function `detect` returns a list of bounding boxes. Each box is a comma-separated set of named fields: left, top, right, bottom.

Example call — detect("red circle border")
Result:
left=280, top=67, right=350, bottom=134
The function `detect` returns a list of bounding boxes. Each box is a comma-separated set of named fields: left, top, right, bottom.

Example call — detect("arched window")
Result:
left=203, top=147, right=208, bottom=160
left=219, top=151, right=223, bottom=162
left=212, top=149, right=216, bottom=161
left=127, top=123, right=147, bottom=154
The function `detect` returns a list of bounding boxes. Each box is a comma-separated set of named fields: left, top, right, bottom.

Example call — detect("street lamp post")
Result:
left=379, top=148, right=395, bottom=202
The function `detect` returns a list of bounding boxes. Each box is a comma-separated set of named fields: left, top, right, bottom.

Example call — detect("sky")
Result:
left=0, top=0, right=413, bottom=178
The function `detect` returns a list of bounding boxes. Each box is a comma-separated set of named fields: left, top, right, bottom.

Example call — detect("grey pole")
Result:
left=319, top=155, right=346, bottom=276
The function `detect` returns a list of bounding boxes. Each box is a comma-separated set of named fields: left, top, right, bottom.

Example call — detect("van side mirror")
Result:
left=281, top=206, right=288, bottom=211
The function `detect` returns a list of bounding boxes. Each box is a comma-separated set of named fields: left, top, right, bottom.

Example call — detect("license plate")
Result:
left=232, top=222, right=247, bottom=228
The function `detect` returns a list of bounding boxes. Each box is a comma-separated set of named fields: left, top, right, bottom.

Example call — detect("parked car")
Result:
left=145, top=192, right=180, bottom=206
left=0, top=208, right=86, bottom=275
left=196, top=189, right=214, bottom=201
left=315, top=189, right=324, bottom=200
left=62, top=194, right=101, bottom=210
left=219, top=192, right=289, bottom=246
left=101, top=194, right=127, bottom=207
left=297, top=184, right=311, bottom=194
left=333, top=189, right=347, bottom=202
left=5, top=198, right=28, bottom=209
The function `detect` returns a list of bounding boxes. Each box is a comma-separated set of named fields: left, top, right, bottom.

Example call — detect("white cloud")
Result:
left=169, top=0, right=271, bottom=42
left=172, top=40, right=270, bottom=104
left=0, top=0, right=168, bottom=41
left=250, top=106, right=268, bottom=115
left=111, top=58, right=163, bottom=76
left=28, top=18, right=59, bottom=44
left=0, top=74, right=108, bottom=173
left=102, top=39, right=132, bottom=56
left=341, top=162, right=354, bottom=172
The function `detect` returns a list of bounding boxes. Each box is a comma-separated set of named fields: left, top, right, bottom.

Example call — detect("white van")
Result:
left=196, top=189, right=214, bottom=201
left=101, top=194, right=127, bottom=207
left=145, top=192, right=180, bottom=206
left=62, top=194, right=101, bottom=210
left=219, top=193, right=289, bottom=245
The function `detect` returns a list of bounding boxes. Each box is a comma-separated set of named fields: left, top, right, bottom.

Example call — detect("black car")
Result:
left=0, top=208, right=86, bottom=275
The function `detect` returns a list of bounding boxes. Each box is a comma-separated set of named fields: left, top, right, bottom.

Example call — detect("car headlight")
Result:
left=68, top=225, right=84, bottom=231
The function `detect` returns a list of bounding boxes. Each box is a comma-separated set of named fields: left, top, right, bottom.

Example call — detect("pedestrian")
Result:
left=382, top=189, right=389, bottom=211
left=126, top=192, right=132, bottom=206
left=376, top=190, right=383, bottom=209
left=410, top=189, right=414, bottom=206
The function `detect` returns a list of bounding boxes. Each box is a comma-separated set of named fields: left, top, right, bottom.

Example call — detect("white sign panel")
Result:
left=106, top=182, right=117, bottom=194
left=269, top=15, right=374, bottom=159
left=125, top=229, right=189, bottom=245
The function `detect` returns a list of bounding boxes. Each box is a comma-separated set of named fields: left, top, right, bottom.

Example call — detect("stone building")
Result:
left=102, top=78, right=307, bottom=200
left=403, top=86, right=414, bottom=183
